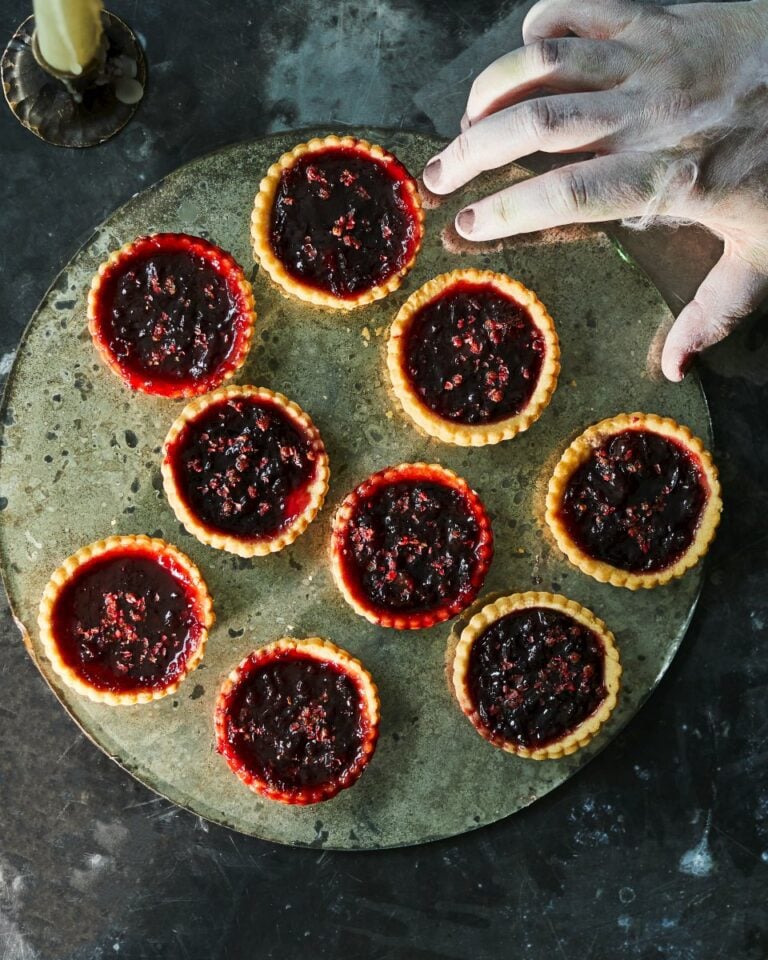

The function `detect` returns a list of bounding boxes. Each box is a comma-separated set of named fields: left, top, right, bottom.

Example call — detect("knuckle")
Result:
left=625, top=1, right=667, bottom=33
left=490, top=191, right=516, bottom=226
left=557, top=170, right=591, bottom=213
left=450, top=132, right=476, bottom=169
left=671, top=89, right=695, bottom=116
left=531, top=38, right=566, bottom=73
left=526, top=96, right=561, bottom=139
left=648, top=88, right=694, bottom=123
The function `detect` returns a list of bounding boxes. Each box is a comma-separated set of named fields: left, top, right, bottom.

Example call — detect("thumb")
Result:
left=661, top=247, right=768, bottom=382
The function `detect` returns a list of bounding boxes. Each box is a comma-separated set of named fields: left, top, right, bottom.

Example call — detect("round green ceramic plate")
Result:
left=0, top=128, right=711, bottom=849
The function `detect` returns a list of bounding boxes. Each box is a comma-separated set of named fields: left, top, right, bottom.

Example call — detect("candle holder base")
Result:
left=1, top=11, right=146, bottom=148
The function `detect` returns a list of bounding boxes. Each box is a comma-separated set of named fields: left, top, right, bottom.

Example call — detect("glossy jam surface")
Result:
left=404, top=282, right=545, bottom=424
left=221, top=650, right=369, bottom=793
left=93, top=234, right=250, bottom=394
left=339, top=474, right=487, bottom=615
left=559, top=429, right=707, bottom=573
left=167, top=395, right=320, bottom=540
left=51, top=548, right=203, bottom=693
left=270, top=146, right=421, bottom=298
left=469, top=607, right=607, bottom=749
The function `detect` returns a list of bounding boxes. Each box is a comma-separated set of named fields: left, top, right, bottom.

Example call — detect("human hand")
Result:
left=422, top=0, right=768, bottom=381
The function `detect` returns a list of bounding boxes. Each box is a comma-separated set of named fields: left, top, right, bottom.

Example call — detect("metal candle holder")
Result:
left=1, top=10, right=146, bottom=148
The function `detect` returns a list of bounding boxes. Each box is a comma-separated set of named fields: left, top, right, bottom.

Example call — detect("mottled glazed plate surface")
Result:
left=0, top=128, right=711, bottom=849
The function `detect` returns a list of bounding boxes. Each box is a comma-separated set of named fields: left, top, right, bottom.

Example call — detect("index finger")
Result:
left=423, top=91, right=628, bottom=195
left=453, top=153, right=661, bottom=242
left=465, top=37, right=633, bottom=127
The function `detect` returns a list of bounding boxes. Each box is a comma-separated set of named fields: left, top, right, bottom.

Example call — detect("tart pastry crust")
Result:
left=215, top=636, right=380, bottom=804
left=38, top=535, right=214, bottom=705
left=545, top=413, right=722, bottom=589
left=387, top=269, right=560, bottom=446
left=88, top=232, right=256, bottom=398
left=452, top=591, right=621, bottom=760
left=162, top=385, right=330, bottom=558
left=330, top=462, right=494, bottom=630
left=251, top=135, right=424, bottom=310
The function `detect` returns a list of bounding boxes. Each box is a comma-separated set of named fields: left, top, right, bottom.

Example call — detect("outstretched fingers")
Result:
left=453, top=152, right=661, bottom=241
left=423, top=91, right=629, bottom=195
left=661, top=247, right=768, bottom=381
left=465, top=38, right=635, bottom=127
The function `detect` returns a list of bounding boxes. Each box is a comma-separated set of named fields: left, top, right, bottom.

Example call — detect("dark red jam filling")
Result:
left=469, top=607, right=607, bottom=748
left=51, top=548, right=203, bottom=694
left=404, top=282, right=546, bottom=424
left=93, top=234, right=250, bottom=394
left=340, top=478, right=486, bottom=615
left=221, top=651, right=368, bottom=792
left=559, top=429, right=707, bottom=573
left=167, top=395, right=319, bottom=540
left=269, top=146, right=421, bottom=297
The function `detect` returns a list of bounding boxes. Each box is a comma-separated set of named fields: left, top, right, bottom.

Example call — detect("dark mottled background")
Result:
left=1, top=1, right=766, bottom=958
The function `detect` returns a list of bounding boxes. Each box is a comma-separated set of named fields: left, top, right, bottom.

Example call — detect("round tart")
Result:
left=387, top=269, right=560, bottom=445
left=452, top=592, right=621, bottom=759
left=37, top=535, right=213, bottom=705
left=215, top=637, right=380, bottom=805
left=331, top=463, right=494, bottom=630
left=251, top=135, right=424, bottom=309
left=162, top=385, right=329, bottom=558
left=88, top=232, right=256, bottom=398
left=546, top=413, right=722, bottom=589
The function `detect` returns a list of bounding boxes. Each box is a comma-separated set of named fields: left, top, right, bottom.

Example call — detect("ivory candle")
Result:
left=32, top=0, right=103, bottom=75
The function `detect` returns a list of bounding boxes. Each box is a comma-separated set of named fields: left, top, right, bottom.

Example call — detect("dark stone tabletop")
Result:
left=0, top=1, right=766, bottom=957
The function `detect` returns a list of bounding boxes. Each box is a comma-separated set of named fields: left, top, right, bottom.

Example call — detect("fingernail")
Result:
left=424, top=157, right=442, bottom=185
left=456, top=207, right=475, bottom=236
left=679, top=353, right=694, bottom=379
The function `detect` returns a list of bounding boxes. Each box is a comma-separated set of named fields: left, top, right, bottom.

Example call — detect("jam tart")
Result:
left=162, top=385, right=329, bottom=558
left=452, top=592, right=621, bottom=759
left=331, top=462, right=494, bottom=630
left=251, top=135, right=424, bottom=309
left=37, top=535, right=214, bottom=705
left=88, top=232, right=256, bottom=398
left=215, top=637, right=380, bottom=805
left=546, top=413, right=722, bottom=589
left=387, top=269, right=560, bottom=445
